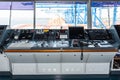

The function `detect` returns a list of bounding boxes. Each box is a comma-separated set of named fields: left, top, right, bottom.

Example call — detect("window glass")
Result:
left=11, top=2, right=34, bottom=29
left=76, top=2, right=87, bottom=28
left=0, top=2, right=11, bottom=26
left=35, top=2, right=87, bottom=29
left=92, top=1, right=120, bottom=29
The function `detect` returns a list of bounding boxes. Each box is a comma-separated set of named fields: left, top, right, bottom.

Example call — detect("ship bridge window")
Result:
left=0, top=2, right=11, bottom=28
left=35, top=1, right=87, bottom=29
left=10, top=2, right=34, bottom=29
left=91, top=1, right=120, bottom=29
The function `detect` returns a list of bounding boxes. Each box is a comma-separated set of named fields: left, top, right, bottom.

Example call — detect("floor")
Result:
left=0, top=75, right=120, bottom=80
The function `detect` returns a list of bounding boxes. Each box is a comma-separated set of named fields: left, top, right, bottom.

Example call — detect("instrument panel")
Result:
left=12, top=29, right=69, bottom=41
left=5, top=28, right=115, bottom=50
left=11, top=29, right=113, bottom=41
left=87, top=29, right=112, bottom=40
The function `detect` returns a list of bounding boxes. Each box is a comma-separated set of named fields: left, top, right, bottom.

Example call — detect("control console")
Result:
left=6, top=28, right=115, bottom=49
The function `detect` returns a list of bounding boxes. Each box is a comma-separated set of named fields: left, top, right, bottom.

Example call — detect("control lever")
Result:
left=79, top=41, right=84, bottom=60
left=0, top=45, right=4, bottom=53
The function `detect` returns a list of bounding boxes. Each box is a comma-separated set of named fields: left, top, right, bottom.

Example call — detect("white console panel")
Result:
left=6, top=53, right=36, bottom=63
left=6, top=53, right=36, bottom=75
left=62, top=63, right=85, bottom=74
left=86, top=52, right=115, bottom=74
left=5, top=52, right=116, bottom=75
left=0, top=54, right=10, bottom=72
left=12, top=63, right=36, bottom=75
left=61, top=52, right=89, bottom=63
left=6, top=52, right=61, bottom=75
left=37, top=63, right=60, bottom=74
left=86, top=63, right=110, bottom=74
left=35, top=53, right=61, bottom=63
left=61, top=52, right=88, bottom=74
left=35, top=53, right=61, bottom=74
left=87, top=52, right=115, bottom=63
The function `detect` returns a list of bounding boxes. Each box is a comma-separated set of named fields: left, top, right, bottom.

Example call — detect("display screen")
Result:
left=114, top=25, right=120, bottom=39
left=69, top=27, right=84, bottom=39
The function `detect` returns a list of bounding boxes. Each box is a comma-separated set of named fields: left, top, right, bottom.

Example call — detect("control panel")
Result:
left=5, top=28, right=115, bottom=49
left=9, top=29, right=113, bottom=41
left=18, top=29, right=34, bottom=40
left=12, top=29, right=68, bottom=41
left=12, top=29, right=34, bottom=41
left=34, top=29, right=68, bottom=40
left=87, top=29, right=112, bottom=40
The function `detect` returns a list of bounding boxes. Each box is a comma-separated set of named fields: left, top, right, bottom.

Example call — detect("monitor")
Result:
left=69, top=27, right=84, bottom=39
left=114, top=25, right=120, bottom=39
